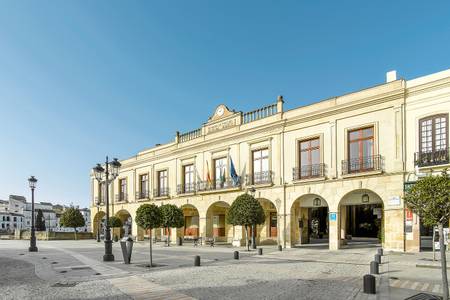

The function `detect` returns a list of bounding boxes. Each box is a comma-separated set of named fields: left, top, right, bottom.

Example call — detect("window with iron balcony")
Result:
left=293, top=138, right=325, bottom=180
left=247, top=148, right=273, bottom=185
left=415, top=114, right=449, bottom=167
left=156, top=170, right=169, bottom=197
left=136, top=174, right=149, bottom=199
left=342, top=126, right=382, bottom=175
left=117, top=178, right=128, bottom=202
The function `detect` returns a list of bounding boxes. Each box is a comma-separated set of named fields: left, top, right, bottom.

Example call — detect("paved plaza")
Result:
left=0, top=239, right=446, bottom=299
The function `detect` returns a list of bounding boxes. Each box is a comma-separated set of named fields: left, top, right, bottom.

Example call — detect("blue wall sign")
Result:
left=329, top=212, right=337, bottom=221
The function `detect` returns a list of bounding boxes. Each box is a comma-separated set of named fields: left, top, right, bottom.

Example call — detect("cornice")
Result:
left=406, top=76, right=450, bottom=97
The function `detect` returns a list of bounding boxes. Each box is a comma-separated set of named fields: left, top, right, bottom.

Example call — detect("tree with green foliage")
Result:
left=404, top=170, right=450, bottom=300
left=60, top=207, right=85, bottom=240
left=109, top=216, right=123, bottom=241
left=227, top=193, right=265, bottom=251
left=160, top=204, right=184, bottom=246
left=35, top=209, right=46, bottom=231
left=135, top=204, right=161, bottom=267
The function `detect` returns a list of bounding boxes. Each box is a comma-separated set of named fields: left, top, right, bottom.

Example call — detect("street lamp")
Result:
left=96, top=199, right=101, bottom=243
left=313, top=197, right=322, bottom=207
left=93, top=156, right=121, bottom=262
left=362, top=193, right=370, bottom=204
left=28, top=176, right=38, bottom=252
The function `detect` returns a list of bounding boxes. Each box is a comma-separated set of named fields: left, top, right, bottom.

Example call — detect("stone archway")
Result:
left=178, top=204, right=200, bottom=238
left=206, top=201, right=232, bottom=243
left=255, top=198, right=278, bottom=245
left=338, top=189, right=384, bottom=248
left=93, top=211, right=106, bottom=239
left=290, top=194, right=329, bottom=247
left=115, top=209, right=132, bottom=238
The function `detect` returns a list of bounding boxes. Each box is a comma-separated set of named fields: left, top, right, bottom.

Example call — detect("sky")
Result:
left=1, top=1, right=449, bottom=208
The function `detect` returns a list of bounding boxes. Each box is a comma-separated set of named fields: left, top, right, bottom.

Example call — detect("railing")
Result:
left=179, top=128, right=202, bottom=143
left=115, top=193, right=128, bottom=202
left=293, top=164, right=326, bottom=180
left=245, top=171, right=273, bottom=185
left=197, top=177, right=241, bottom=192
left=135, top=190, right=150, bottom=200
left=154, top=187, right=170, bottom=198
left=243, top=103, right=278, bottom=124
left=94, top=197, right=105, bottom=205
left=414, top=148, right=450, bottom=167
left=176, top=183, right=196, bottom=194
left=341, top=155, right=382, bottom=175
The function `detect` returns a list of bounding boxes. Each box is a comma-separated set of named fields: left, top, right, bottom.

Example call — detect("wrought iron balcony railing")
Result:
left=245, top=171, right=273, bottom=185
left=197, top=177, right=241, bottom=192
left=94, top=197, right=105, bottom=205
left=154, top=187, right=170, bottom=198
left=115, top=193, right=128, bottom=202
left=414, top=148, right=450, bottom=167
left=341, top=155, right=382, bottom=175
left=176, top=183, right=196, bottom=194
left=293, top=164, right=325, bottom=180
left=135, top=190, right=150, bottom=200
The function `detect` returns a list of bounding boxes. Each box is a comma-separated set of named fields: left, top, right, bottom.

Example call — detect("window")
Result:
left=139, top=174, right=148, bottom=197
left=270, top=212, right=277, bottom=237
left=183, top=165, right=195, bottom=192
left=420, top=114, right=448, bottom=153
left=13, top=217, right=16, bottom=222
left=119, top=178, right=127, bottom=201
left=98, top=182, right=105, bottom=202
left=158, top=170, right=168, bottom=196
left=347, top=127, right=374, bottom=172
left=252, top=148, right=270, bottom=184
left=299, top=138, right=321, bottom=178
left=214, top=158, right=227, bottom=188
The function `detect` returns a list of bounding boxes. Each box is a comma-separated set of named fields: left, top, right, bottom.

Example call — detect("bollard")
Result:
left=375, top=254, right=381, bottom=264
left=177, top=237, right=183, bottom=246
left=377, top=248, right=383, bottom=256
left=363, top=274, right=376, bottom=294
left=278, top=245, right=282, bottom=251
left=370, top=261, right=379, bottom=275
left=194, top=255, right=201, bottom=266
left=234, top=251, right=239, bottom=260
left=258, top=248, right=263, bottom=255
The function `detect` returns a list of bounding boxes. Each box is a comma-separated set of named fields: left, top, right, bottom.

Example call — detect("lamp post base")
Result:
left=29, top=246, right=38, bottom=252
left=29, top=236, right=38, bottom=252
left=103, top=240, right=114, bottom=262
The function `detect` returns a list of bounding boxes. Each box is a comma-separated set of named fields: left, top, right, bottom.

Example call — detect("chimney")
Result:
left=386, top=70, right=397, bottom=83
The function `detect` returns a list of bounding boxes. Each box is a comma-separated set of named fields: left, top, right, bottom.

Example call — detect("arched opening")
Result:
left=290, top=194, right=329, bottom=248
left=177, top=204, right=200, bottom=238
left=206, top=201, right=231, bottom=244
left=339, top=189, right=384, bottom=248
left=255, top=198, right=278, bottom=245
left=115, top=210, right=132, bottom=238
left=93, top=211, right=106, bottom=239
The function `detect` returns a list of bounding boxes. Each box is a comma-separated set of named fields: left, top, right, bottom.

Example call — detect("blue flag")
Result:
left=230, top=158, right=240, bottom=185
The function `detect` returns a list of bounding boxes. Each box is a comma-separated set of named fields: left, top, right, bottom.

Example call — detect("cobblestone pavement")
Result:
left=0, top=240, right=446, bottom=299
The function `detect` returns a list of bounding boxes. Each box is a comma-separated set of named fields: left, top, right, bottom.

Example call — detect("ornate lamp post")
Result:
left=28, top=176, right=38, bottom=252
left=93, top=156, right=121, bottom=262
left=249, top=187, right=257, bottom=249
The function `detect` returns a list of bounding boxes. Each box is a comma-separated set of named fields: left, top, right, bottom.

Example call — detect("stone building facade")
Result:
left=90, top=69, right=450, bottom=252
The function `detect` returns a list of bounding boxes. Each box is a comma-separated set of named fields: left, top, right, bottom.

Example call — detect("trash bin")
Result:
left=120, top=236, right=134, bottom=264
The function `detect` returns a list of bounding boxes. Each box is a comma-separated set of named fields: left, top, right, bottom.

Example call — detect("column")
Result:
left=199, top=216, right=207, bottom=245
left=329, top=211, right=340, bottom=250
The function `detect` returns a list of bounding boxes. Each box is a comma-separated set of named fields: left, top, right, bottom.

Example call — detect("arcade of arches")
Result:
left=93, top=186, right=407, bottom=251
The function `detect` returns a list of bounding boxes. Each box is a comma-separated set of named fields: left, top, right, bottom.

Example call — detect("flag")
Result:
left=206, top=161, right=212, bottom=185
left=230, top=158, right=240, bottom=185
left=220, top=167, right=226, bottom=185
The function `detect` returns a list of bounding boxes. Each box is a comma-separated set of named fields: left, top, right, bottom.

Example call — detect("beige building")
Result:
left=91, top=68, right=450, bottom=252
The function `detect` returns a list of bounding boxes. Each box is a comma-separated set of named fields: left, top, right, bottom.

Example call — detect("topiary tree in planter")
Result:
left=135, top=204, right=161, bottom=267
left=108, top=216, right=123, bottom=242
left=60, top=207, right=85, bottom=240
left=227, top=193, right=265, bottom=251
left=404, top=170, right=450, bottom=300
left=159, top=204, right=184, bottom=246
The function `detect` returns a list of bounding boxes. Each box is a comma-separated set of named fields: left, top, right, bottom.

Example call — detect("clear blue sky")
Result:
left=1, top=1, right=449, bottom=208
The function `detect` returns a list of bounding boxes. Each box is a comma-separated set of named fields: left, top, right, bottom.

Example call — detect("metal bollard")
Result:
left=258, top=248, right=263, bottom=255
left=370, top=261, right=379, bottom=275
left=178, top=237, right=183, bottom=246
left=194, top=255, right=201, bottom=266
left=377, top=248, right=383, bottom=256
left=234, top=251, right=239, bottom=260
left=375, top=254, right=381, bottom=264
left=363, top=274, right=376, bottom=294
left=278, top=245, right=282, bottom=251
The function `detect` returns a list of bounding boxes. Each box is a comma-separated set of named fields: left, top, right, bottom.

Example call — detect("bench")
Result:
left=183, top=236, right=202, bottom=246
left=205, top=237, right=215, bottom=247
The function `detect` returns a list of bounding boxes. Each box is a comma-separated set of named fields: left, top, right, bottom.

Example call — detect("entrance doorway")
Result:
left=339, top=190, right=383, bottom=248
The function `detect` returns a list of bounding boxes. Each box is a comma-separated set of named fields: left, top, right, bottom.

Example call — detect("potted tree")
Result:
left=60, top=207, right=85, bottom=240
left=108, top=216, right=123, bottom=242
left=160, top=204, right=184, bottom=246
